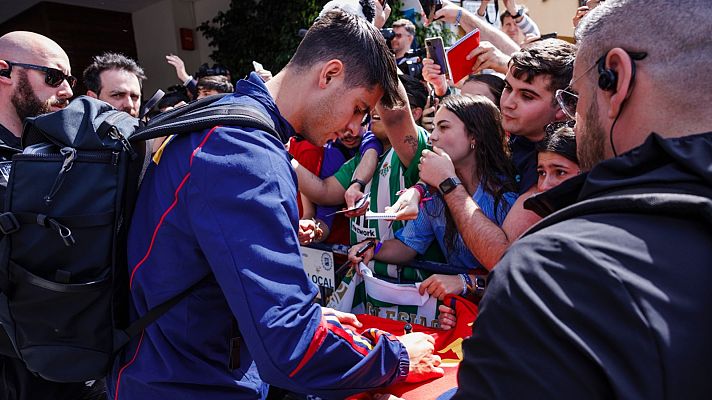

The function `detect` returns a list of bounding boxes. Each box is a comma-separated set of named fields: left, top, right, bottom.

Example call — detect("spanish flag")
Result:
left=349, top=295, right=478, bottom=399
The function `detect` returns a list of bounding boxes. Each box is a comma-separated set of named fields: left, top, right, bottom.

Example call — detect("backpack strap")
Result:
left=130, top=95, right=285, bottom=144
left=119, top=273, right=213, bottom=346
left=523, top=191, right=712, bottom=238
left=0, top=144, right=20, bottom=159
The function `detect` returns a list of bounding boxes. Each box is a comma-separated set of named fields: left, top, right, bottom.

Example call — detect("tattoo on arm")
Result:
left=404, top=135, right=418, bottom=153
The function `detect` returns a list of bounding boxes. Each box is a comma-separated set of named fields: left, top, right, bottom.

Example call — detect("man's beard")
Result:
left=11, top=71, right=55, bottom=121
left=577, top=93, right=607, bottom=171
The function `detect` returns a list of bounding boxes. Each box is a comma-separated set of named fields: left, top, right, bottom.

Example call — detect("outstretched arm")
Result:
left=376, top=81, right=420, bottom=169
left=433, top=0, right=520, bottom=56
left=292, top=158, right=348, bottom=206
left=166, top=54, right=191, bottom=83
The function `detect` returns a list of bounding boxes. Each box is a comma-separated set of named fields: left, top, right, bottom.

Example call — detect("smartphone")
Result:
left=418, top=0, right=443, bottom=22
left=425, top=36, right=449, bottom=78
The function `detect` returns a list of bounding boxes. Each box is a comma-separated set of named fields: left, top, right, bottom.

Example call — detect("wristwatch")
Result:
left=349, top=178, right=366, bottom=192
left=472, top=275, right=487, bottom=299
left=438, top=176, right=461, bottom=195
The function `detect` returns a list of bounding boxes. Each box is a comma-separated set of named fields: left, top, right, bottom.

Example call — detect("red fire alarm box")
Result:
left=180, top=28, right=195, bottom=50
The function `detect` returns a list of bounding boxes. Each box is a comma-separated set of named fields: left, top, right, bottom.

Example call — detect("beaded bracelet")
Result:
left=459, top=274, right=468, bottom=296
left=461, top=273, right=473, bottom=294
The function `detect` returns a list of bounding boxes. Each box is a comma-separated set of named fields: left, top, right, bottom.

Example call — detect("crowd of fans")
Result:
left=1, top=0, right=711, bottom=399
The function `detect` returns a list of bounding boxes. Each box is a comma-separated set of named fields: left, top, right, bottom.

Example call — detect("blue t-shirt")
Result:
left=396, top=183, right=517, bottom=270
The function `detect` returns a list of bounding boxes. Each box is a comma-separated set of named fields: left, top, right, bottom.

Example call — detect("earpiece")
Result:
left=597, top=54, right=617, bottom=91
left=0, top=69, right=10, bottom=78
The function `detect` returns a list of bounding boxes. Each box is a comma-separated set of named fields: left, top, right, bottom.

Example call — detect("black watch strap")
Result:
left=349, top=178, right=367, bottom=192
left=473, top=275, right=487, bottom=298
left=438, top=176, right=462, bottom=195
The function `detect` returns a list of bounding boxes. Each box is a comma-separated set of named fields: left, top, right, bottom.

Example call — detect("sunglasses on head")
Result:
left=3, top=61, right=77, bottom=88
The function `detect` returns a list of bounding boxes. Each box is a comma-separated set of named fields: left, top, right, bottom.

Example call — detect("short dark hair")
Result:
left=399, top=74, right=428, bottom=110
left=509, top=39, right=575, bottom=100
left=536, top=125, right=578, bottom=164
left=463, top=74, right=505, bottom=106
left=83, top=52, right=146, bottom=95
left=392, top=18, right=416, bottom=36
left=196, top=75, right=234, bottom=94
left=288, top=9, right=403, bottom=108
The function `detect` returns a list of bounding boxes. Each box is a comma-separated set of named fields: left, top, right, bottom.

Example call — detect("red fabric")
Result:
left=325, top=213, right=350, bottom=246
left=348, top=295, right=478, bottom=400
left=288, top=137, right=323, bottom=217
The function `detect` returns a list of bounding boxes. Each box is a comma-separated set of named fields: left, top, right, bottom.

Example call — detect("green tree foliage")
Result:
left=198, top=0, right=322, bottom=78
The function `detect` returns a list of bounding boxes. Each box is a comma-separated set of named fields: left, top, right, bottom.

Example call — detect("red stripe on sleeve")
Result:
left=289, top=317, right=329, bottom=378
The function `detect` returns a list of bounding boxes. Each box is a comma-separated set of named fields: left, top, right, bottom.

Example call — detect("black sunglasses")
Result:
left=4, top=61, right=77, bottom=88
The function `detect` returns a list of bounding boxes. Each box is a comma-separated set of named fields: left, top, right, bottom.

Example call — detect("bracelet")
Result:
left=374, top=241, right=383, bottom=255
left=459, top=274, right=468, bottom=296
left=461, top=273, right=473, bottom=294
left=412, top=183, right=426, bottom=199
left=349, top=178, right=366, bottom=192
left=455, top=9, right=462, bottom=26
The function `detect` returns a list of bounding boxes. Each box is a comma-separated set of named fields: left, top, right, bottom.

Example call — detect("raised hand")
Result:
left=418, top=146, right=456, bottom=188
left=421, top=58, right=449, bottom=97
left=467, top=41, right=511, bottom=74
left=165, top=54, right=190, bottom=82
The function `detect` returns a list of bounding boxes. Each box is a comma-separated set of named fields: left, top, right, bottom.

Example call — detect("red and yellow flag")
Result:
left=349, top=295, right=478, bottom=400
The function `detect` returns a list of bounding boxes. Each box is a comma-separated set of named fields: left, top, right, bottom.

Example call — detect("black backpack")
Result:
left=0, top=94, right=284, bottom=382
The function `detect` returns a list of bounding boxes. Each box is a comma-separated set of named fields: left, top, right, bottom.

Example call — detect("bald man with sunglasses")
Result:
left=0, top=31, right=102, bottom=400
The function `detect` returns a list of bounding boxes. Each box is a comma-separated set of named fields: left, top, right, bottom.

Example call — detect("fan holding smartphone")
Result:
left=425, top=29, right=481, bottom=85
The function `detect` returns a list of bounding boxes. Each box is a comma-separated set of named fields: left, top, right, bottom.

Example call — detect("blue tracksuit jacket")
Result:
left=107, top=73, right=409, bottom=399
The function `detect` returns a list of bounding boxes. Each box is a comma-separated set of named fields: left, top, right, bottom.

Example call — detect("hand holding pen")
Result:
left=339, top=239, right=377, bottom=276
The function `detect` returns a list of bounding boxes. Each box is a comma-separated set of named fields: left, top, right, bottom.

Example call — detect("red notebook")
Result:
left=446, top=28, right=481, bottom=84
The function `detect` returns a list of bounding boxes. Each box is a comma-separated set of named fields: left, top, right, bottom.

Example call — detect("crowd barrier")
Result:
left=302, top=242, right=464, bottom=306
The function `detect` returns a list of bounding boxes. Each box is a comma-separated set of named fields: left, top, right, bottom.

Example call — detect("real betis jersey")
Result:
left=330, top=127, right=446, bottom=327
left=333, top=127, right=432, bottom=278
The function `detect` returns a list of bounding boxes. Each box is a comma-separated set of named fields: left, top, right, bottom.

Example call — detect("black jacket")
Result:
left=0, top=124, right=20, bottom=211
left=454, top=132, right=712, bottom=399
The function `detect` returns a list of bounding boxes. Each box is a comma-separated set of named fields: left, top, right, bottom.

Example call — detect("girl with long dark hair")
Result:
left=349, top=95, right=518, bottom=299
